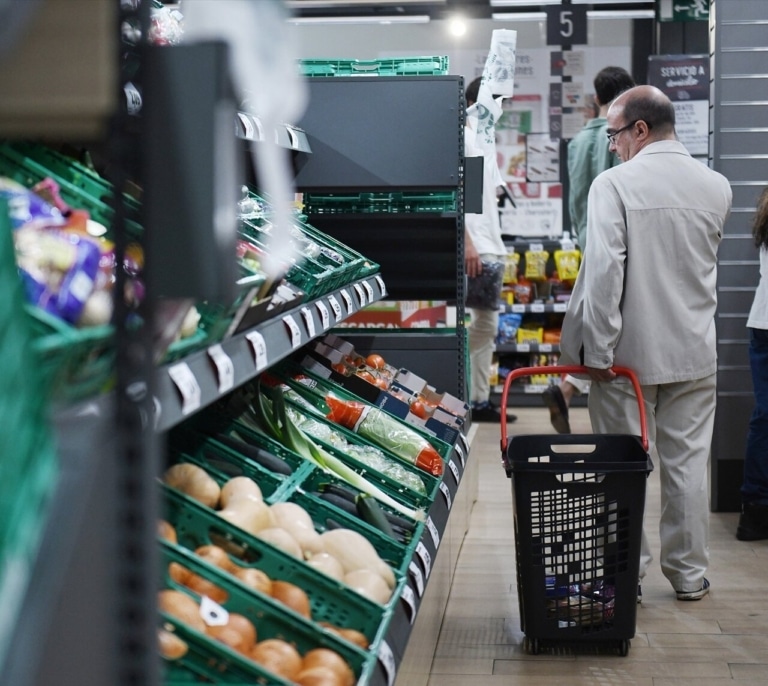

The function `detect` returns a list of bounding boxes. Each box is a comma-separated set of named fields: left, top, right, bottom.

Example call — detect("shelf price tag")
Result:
left=200, top=596, right=229, bottom=627
left=540, top=343, right=553, bottom=352
left=377, top=640, right=396, bottom=686
left=168, top=362, right=201, bottom=415
left=315, top=300, right=330, bottom=329
left=362, top=280, right=374, bottom=302
left=454, top=442, right=466, bottom=469
left=517, top=343, right=530, bottom=353
left=531, top=303, right=545, bottom=313
left=246, top=331, right=268, bottom=371
left=300, top=307, right=316, bottom=339
left=339, top=288, right=354, bottom=314
left=458, top=432, right=470, bottom=456
left=237, top=113, right=255, bottom=140
left=400, top=585, right=417, bottom=624
left=353, top=282, right=366, bottom=307
left=439, top=481, right=453, bottom=510
left=554, top=303, right=567, bottom=313
left=327, top=294, right=343, bottom=322
left=448, top=459, right=460, bottom=485
left=512, top=304, right=526, bottom=313
left=374, top=274, right=388, bottom=297
left=530, top=242, right=544, bottom=252
left=408, top=561, right=425, bottom=597
left=414, top=541, right=432, bottom=578
left=426, top=516, right=441, bottom=549
left=207, top=344, right=235, bottom=394
left=282, top=315, right=302, bottom=349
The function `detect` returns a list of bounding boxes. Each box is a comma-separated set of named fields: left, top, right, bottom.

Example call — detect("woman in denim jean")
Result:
left=738, top=186, right=768, bottom=541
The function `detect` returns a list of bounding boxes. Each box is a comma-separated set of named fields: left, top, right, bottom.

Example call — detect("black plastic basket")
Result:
left=500, top=366, right=653, bottom=657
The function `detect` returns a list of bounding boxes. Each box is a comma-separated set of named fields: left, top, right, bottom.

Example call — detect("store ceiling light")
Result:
left=288, top=14, right=431, bottom=24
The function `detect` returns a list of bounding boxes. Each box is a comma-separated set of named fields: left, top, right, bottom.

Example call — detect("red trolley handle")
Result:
left=499, top=365, right=648, bottom=453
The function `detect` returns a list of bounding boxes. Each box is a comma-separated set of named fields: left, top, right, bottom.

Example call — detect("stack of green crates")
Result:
left=299, top=56, right=449, bottom=77
left=0, top=198, right=58, bottom=668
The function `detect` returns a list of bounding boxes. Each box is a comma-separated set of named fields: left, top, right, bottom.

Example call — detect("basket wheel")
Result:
left=523, top=637, right=540, bottom=655
left=617, top=639, right=630, bottom=657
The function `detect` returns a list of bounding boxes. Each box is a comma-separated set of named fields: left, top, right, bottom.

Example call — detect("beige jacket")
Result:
left=560, top=140, right=732, bottom=385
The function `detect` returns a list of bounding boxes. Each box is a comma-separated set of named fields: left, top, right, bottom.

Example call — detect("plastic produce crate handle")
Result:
left=499, top=365, right=648, bottom=453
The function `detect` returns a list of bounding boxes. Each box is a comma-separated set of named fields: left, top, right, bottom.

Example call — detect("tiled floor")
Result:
left=427, top=407, right=768, bottom=686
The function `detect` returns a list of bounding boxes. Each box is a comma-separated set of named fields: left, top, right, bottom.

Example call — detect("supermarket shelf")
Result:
left=499, top=302, right=568, bottom=314
left=496, top=342, right=561, bottom=354
left=154, top=274, right=386, bottom=432
left=494, top=384, right=588, bottom=408
left=236, top=112, right=312, bottom=153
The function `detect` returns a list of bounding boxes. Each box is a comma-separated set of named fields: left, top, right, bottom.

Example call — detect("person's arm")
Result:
left=581, top=175, right=627, bottom=373
left=465, top=230, right=482, bottom=278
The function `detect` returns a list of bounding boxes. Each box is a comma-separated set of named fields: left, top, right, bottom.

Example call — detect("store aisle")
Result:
left=428, top=408, right=768, bottom=686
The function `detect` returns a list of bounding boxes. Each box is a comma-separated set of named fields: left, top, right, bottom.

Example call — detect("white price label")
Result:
left=458, top=432, right=470, bottom=456
left=362, top=280, right=374, bottom=302
left=374, top=274, right=388, bottom=297
left=340, top=289, right=354, bottom=313
left=207, top=344, right=234, bottom=394
left=554, top=303, right=567, bottom=313
left=540, top=344, right=553, bottom=352
left=237, top=112, right=255, bottom=140
left=353, top=282, right=366, bottom=307
left=282, top=315, right=302, bottom=348
left=377, top=641, right=396, bottom=686
left=408, top=561, right=425, bottom=597
left=439, top=481, right=453, bottom=509
left=517, top=343, right=531, bottom=353
left=512, top=304, right=526, bottom=313
left=531, top=303, right=545, bottom=313
left=300, top=307, right=316, bottom=338
left=448, top=459, right=460, bottom=484
left=199, top=596, right=229, bottom=627
left=252, top=116, right=264, bottom=141
left=426, top=516, right=441, bottom=548
left=454, top=442, right=466, bottom=469
left=315, top=300, right=330, bottom=329
left=530, top=242, right=545, bottom=252
left=168, top=363, right=201, bottom=415
left=246, top=331, right=268, bottom=370
left=415, top=541, right=432, bottom=578
left=400, top=585, right=417, bottom=624
left=327, top=295, right=343, bottom=322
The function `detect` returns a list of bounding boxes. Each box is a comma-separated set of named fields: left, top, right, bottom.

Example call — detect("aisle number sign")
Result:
left=545, top=5, right=587, bottom=46
left=657, top=0, right=710, bottom=22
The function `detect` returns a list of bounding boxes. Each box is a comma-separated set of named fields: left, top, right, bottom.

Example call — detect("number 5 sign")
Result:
left=546, top=5, right=587, bottom=46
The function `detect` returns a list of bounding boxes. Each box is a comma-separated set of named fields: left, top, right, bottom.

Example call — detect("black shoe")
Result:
left=676, top=578, right=710, bottom=601
left=472, top=403, right=517, bottom=424
left=541, top=385, right=571, bottom=434
left=736, top=502, right=768, bottom=541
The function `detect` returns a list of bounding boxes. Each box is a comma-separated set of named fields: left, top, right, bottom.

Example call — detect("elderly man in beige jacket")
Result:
left=560, top=85, right=732, bottom=602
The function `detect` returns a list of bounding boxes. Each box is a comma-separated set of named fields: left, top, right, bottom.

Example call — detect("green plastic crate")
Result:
left=159, top=542, right=370, bottom=685
left=0, top=198, right=58, bottom=668
left=161, top=487, right=387, bottom=644
left=26, top=305, right=114, bottom=403
left=299, top=56, right=449, bottom=77
left=303, top=190, right=458, bottom=215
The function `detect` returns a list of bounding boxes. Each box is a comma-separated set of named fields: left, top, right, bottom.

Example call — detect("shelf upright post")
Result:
left=110, top=1, right=161, bottom=685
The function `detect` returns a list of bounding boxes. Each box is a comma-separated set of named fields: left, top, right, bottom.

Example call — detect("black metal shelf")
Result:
left=154, top=274, right=386, bottom=432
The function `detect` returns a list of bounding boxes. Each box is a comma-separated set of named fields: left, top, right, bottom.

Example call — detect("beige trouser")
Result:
left=468, top=306, right=499, bottom=405
left=588, top=374, right=716, bottom=593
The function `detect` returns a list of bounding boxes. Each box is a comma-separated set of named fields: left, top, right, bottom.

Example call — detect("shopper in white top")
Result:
left=560, top=85, right=733, bottom=601
left=736, top=186, right=768, bottom=541
left=464, top=77, right=515, bottom=423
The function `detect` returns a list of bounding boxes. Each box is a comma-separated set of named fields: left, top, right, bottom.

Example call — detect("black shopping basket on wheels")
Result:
left=499, top=366, right=653, bottom=657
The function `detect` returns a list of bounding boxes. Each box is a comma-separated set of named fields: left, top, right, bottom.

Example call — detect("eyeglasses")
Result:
left=606, top=120, right=638, bottom=145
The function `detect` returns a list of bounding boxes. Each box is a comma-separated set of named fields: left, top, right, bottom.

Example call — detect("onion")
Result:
left=234, top=567, right=273, bottom=595
left=158, top=627, right=188, bottom=660
left=302, top=648, right=355, bottom=686
left=250, top=639, right=303, bottom=681
left=270, top=580, right=312, bottom=619
left=158, top=520, right=177, bottom=543
left=207, top=613, right=256, bottom=654
left=194, top=544, right=237, bottom=573
left=184, top=572, right=229, bottom=604
left=163, top=463, right=220, bottom=509
left=295, top=666, right=344, bottom=686
left=158, top=589, right=205, bottom=633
